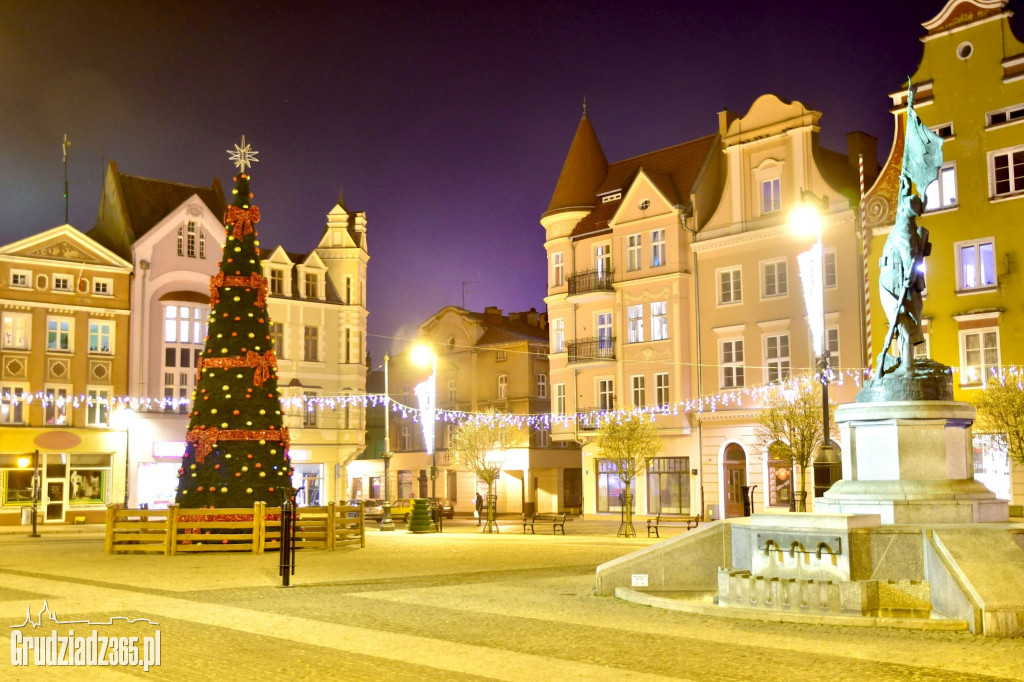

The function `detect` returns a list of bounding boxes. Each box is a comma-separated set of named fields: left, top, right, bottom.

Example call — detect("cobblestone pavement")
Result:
left=1, top=519, right=1023, bottom=681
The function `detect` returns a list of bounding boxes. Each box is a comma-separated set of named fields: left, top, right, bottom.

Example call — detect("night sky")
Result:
left=2, top=0, right=1014, bottom=363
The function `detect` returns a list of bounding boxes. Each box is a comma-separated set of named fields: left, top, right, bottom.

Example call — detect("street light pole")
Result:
left=380, top=353, right=396, bottom=531
left=429, top=352, right=438, bottom=532
left=30, top=450, right=40, bottom=538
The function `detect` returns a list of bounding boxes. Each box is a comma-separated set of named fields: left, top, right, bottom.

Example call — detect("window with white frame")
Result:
left=627, top=305, right=644, bottom=343
left=986, top=103, right=1024, bottom=127
left=765, top=333, right=790, bottom=383
left=93, top=278, right=112, bottom=296
left=598, top=378, right=615, bottom=410
left=164, top=305, right=206, bottom=412
left=0, top=386, right=25, bottom=424
left=177, top=227, right=184, bottom=256
left=536, top=429, right=549, bottom=447
left=448, top=379, right=457, bottom=402
left=627, top=234, right=642, bottom=272
left=53, top=274, right=72, bottom=292
left=304, top=272, right=319, bottom=299
left=761, top=178, right=781, bottom=214
left=924, top=163, right=958, bottom=210
left=816, top=328, right=840, bottom=376
left=199, top=227, right=206, bottom=258
left=303, top=392, right=318, bottom=427
left=10, top=270, right=30, bottom=288
left=2, top=312, right=30, bottom=349
left=554, top=383, right=566, bottom=415
left=498, top=374, right=508, bottom=399
left=551, top=252, right=564, bottom=287
left=655, top=373, right=669, bottom=407
left=651, top=301, right=668, bottom=341
left=47, top=318, right=72, bottom=351
left=595, top=243, right=611, bottom=274
left=718, top=267, right=742, bottom=305
left=960, top=328, right=1000, bottom=386
left=186, top=222, right=198, bottom=257
left=88, top=321, right=113, bottom=354
left=721, top=339, right=744, bottom=389
left=990, top=146, right=1024, bottom=198
left=955, top=238, right=996, bottom=291
left=44, top=387, right=69, bottom=425
left=597, top=312, right=613, bottom=348
left=651, top=229, right=666, bottom=267
left=269, top=268, right=285, bottom=295
left=823, top=249, right=837, bottom=288
left=631, top=375, right=646, bottom=408
left=552, top=318, right=565, bottom=353
left=537, top=374, right=547, bottom=398
left=86, top=388, right=110, bottom=426
left=762, top=259, right=788, bottom=298
left=931, top=122, right=954, bottom=138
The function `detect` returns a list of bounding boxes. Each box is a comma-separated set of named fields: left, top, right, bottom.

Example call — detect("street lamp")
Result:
left=17, top=451, right=40, bottom=538
left=792, top=190, right=837, bottom=510
left=412, top=342, right=439, bottom=532
left=379, top=353, right=396, bottom=531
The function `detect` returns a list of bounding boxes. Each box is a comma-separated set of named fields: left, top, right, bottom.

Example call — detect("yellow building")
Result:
left=0, top=225, right=133, bottom=524
left=862, top=0, right=1024, bottom=507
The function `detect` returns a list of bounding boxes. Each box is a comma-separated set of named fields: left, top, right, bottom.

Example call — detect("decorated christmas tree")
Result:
left=175, top=137, right=294, bottom=509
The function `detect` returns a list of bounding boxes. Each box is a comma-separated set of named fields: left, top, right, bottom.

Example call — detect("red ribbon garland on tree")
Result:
left=198, top=349, right=277, bottom=387
left=209, top=272, right=268, bottom=308
left=186, top=426, right=291, bottom=464
left=225, top=205, right=260, bottom=240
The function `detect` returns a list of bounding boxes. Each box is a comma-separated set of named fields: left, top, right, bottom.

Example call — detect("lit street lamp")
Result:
left=380, top=352, right=396, bottom=531
left=412, top=342, right=439, bottom=532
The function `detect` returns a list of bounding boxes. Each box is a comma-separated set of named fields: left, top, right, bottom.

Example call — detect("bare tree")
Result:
left=595, top=411, right=663, bottom=537
left=973, top=374, right=1024, bottom=467
left=755, top=381, right=837, bottom=511
left=449, top=410, right=521, bottom=533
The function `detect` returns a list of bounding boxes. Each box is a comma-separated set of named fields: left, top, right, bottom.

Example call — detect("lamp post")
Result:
left=792, top=191, right=835, bottom=511
left=379, top=353, right=396, bottom=531
left=412, top=343, right=439, bottom=532
left=18, top=451, right=40, bottom=538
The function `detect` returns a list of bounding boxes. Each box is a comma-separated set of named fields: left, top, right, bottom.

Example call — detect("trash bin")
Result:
left=21, top=506, right=33, bottom=525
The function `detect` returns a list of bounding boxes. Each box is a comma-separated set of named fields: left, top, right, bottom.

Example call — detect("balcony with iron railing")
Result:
left=567, top=267, right=614, bottom=296
left=567, top=336, right=615, bottom=364
left=576, top=407, right=614, bottom=431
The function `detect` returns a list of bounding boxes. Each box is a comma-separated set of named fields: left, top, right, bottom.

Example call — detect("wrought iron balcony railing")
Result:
left=567, top=336, right=615, bottom=364
left=576, top=408, right=614, bottom=431
left=567, top=267, right=614, bottom=296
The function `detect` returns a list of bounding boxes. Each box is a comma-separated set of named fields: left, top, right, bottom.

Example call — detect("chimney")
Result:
left=538, top=311, right=548, bottom=330
left=718, top=108, right=738, bottom=136
left=846, top=131, right=879, bottom=189
left=526, top=308, right=539, bottom=327
left=484, top=306, right=503, bottom=324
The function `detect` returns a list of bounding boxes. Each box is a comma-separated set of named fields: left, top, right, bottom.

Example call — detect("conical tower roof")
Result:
left=544, top=102, right=607, bottom=217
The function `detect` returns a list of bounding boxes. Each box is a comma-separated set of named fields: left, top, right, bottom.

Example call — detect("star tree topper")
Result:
left=228, top=135, right=259, bottom=172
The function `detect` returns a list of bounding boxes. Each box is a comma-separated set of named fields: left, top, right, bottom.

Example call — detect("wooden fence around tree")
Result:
left=105, top=502, right=365, bottom=555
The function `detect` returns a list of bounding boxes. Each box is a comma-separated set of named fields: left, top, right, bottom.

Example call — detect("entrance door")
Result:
left=723, top=444, right=747, bottom=518
left=45, top=481, right=65, bottom=522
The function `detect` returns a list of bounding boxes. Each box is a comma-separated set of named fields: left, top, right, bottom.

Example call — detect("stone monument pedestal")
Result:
left=816, top=401, right=1009, bottom=524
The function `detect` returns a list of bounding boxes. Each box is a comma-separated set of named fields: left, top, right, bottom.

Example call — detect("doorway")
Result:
left=723, top=443, right=747, bottom=518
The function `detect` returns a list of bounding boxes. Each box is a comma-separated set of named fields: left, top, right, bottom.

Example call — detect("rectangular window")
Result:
left=598, top=378, right=614, bottom=411
left=554, top=383, right=566, bottom=416
left=924, top=163, right=958, bottom=210
left=631, top=375, right=646, bottom=408
left=304, top=273, right=318, bottom=298
left=199, top=229, right=206, bottom=259
left=186, top=222, right=197, bottom=258
left=88, top=321, right=113, bottom=354
left=303, top=392, right=318, bottom=427
left=956, top=238, right=996, bottom=291
left=552, top=318, right=565, bottom=353
left=447, top=379, right=457, bottom=403
left=627, top=234, right=642, bottom=272
left=651, top=229, right=666, bottom=267
left=823, top=249, right=837, bottom=288
left=627, top=305, right=644, bottom=344
left=304, top=326, right=319, bottom=361
left=597, top=312, right=613, bottom=349
left=817, top=327, right=840, bottom=376
left=986, top=103, right=1024, bottom=127
left=537, top=374, right=547, bottom=398
left=762, top=259, right=788, bottom=298
left=596, top=458, right=633, bottom=513
left=271, top=323, right=285, bottom=358
left=86, top=389, right=109, bottom=426
left=721, top=339, right=744, bottom=389
left=47, top=318, right=72, bottom=351
left=960, top=328, right=1000, bottom=386
left=651, top=301, right=668, bottom=341
left=10, top=270, right=30, bottom=288
left=400, top=424, right=410, bottom=451
left=646, top=457, right=690, bottom=514
left=766, top=333, right=791, bottom=383
left=53, top=275, right=71, bottom=292
left=655, top=373, right=669, bottom=407
left=595, top=244, right=611, bottom=274
left=991, top=147, right=1024, bottom=197
left=93, top=278, right=112, bottom=295
left=0, top=386, right=25, bottom=424
left=345, top=277, right=353, bottom=304
left=761, top=178, right=781, bottom=214
left=177, top=227, right=183, bottom=256
left=498, top=374, right=508, bottom=399
left=718, top=267, right=742, bottom=305
left=45, top=387, right=68, bottom=425
left=69, top=456, right=111, bottom=504
left=270, top=269, right=284, bottom=295
left=2, top=313, right=29, bottom=349
left=496, top=350, right=508, bottom=361
left=552, top=252, right=564, bottom=287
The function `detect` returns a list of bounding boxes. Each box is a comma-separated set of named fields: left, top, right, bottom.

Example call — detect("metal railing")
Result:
left=567, top=267, right=614, bottom=295
left=567, top=337, right=615, bottom=364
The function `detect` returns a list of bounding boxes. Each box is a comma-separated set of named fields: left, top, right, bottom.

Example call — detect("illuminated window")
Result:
left=595, top=244, right=611, bottom=274
left=86, top=388, right=109, bottom=426
left=163, top=305, right=207, bottom=413
left=924, top=163, right=958, bottom=210
left=960, top=328, right=999, bottom=386
left=498, top=374, right=508, bottom=399
left=955, top=238, right=996, bottom=291
left=651, top=229, right=666, bottom=267
left=627, top=234, right=642, bottom=272
left=47, top=318, right=72, bottom=351
left=0, top=386, right=25, bottom=424
left=44, top=387, right=68, bottom=425
left=88, top=321, right=113, bottom=354
left=761, top=178, right=781, bottom=214
left=186, top=222, right=197, bottom=258
left=2, top=313, right=30, bottom=349
left=551, top=252, right=564, bottom=287
left=651, top=302, right=668, bottom=341
left=552, top=318, right=565, bottom=353
left=627, top=305, right=644, bottom=344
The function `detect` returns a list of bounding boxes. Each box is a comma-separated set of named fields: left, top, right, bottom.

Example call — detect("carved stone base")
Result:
left=856, top=359, right=954, bottom=402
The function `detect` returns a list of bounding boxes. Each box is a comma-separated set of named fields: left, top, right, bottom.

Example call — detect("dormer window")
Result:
left=270, top=268, right=285, bottom=295
left=601, top=192, right=622, bottom=204
left=178, top=222, right=206, bottom=258
left=304, top=272, right=319, bottom=299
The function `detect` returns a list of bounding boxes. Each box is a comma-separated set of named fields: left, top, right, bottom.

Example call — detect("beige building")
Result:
left=0, top=224, right=133, bottom=524
left=350, top=306, right=580, bottom=516
left=541, top=106, right=720, bottom=518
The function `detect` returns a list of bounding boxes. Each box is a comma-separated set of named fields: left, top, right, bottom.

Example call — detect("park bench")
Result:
left=522, top=512, right=566, bottom=535
left=646, top=514, right=699, bottom=538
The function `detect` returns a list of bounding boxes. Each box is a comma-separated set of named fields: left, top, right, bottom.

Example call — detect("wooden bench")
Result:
left=646, top=514, right=699, bottom=538
left=522, top=512, right=566, bottom=535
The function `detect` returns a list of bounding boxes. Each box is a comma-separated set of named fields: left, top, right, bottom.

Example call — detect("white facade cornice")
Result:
left=693, top=209, right=852, bottom=254
left=0, top=297, right=129, bottom=316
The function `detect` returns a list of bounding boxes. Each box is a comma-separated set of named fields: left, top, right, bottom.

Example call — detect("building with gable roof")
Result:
left=0, top=223, right=133, bottom=524
left=861, top=0, right=1024, bottom=508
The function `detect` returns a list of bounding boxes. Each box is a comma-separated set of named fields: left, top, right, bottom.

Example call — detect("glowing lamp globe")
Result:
left=790, top=204, right=821, bottom=237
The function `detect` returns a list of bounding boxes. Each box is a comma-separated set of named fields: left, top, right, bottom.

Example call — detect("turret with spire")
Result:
left=541, top=99, right=608, bottom=241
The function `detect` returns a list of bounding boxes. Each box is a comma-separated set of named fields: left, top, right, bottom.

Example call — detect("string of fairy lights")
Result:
left=4, top=364, right=1019, bottom=432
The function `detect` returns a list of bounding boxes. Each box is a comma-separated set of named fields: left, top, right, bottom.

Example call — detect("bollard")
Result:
left=279, top=499, right=296, bottom=587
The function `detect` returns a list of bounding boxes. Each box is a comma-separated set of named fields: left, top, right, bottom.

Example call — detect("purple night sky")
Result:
left=2, top=1, right=1011, bottom=362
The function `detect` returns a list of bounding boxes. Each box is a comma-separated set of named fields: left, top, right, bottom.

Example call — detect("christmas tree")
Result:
left=175, top=136, right=294, bottom=509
